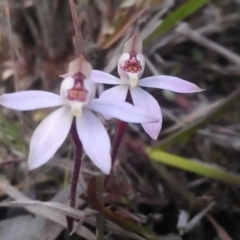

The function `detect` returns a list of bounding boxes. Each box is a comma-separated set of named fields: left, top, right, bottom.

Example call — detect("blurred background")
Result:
left=1, top=0, right=240, bottom=240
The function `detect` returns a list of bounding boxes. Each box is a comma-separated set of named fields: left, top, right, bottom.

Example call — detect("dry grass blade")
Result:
left=140, top=0, right=175, bottom=40
left=161, top=99, right=224, bottom=135
left=0, top=181, right=95, bottom=240
left=0, top=159, right=25, bottom=167
left=0, top=200, right=89, bottom=220
left=177, top=210, right=190, bottom=235
left=100, top=4, right=149, bottom=49
left=0, top=215, right=37, bottom=240
left=4, top=0, right=19, bottom=91
left=198, top=128, right=240, bottom=151
left=206, top=214, right=233, bottom=240
left=0, top=181, right=150, bottom=239
left=156, top=87, right=240, bottom=149
left=176, top=23, right=240, bottom=67
left=38, top=186, right=85, bottom=240
left=69, top=0, right=84, bottom=54
left=34, top=0, right=56, bottom=58
left=183, top=202, right=216, bottom=234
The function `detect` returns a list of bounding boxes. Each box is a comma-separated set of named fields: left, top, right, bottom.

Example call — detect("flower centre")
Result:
left=67, top=72, right=88, bottom=102
left=122, top=51, right=142, bottom=73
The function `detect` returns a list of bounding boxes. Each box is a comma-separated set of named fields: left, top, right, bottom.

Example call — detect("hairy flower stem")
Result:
left=67, top=119, right=83, bottom=231
left=104, top=120, right=128, bottom=187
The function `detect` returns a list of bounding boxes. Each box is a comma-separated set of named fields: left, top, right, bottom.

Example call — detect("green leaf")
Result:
left=144, top=0, right=209, bottom=44
left=147, top=149, right=240, bottom=185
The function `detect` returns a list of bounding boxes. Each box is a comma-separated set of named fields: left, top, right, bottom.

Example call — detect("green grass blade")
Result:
left=144, top=0, right=209, bottom=44
left=147, top=149, right=240, bottom=185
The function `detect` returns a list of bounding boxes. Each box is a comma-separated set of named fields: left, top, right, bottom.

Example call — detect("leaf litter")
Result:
left=1, top=0, right=240, bottom=239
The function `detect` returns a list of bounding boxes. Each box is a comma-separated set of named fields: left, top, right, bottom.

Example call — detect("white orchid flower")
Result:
left=90, top=34, right=204, bottom=140
left=0, top=56, right=158, bottom=174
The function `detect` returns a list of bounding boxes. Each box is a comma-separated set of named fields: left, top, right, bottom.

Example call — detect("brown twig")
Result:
left=0, top=159, right=26, bottom=167
left=69, top=0, right=84, bottom=55
left=176, top=23, right=240, bottom=67
left=4, top=0, right=19, bottom=91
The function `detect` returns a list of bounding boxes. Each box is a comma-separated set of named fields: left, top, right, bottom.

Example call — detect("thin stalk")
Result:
left=67, top=119, right=83, bottom=231
left=104, top=120, right=128, bottom=187
left=68, top=0, right=84, bottom=55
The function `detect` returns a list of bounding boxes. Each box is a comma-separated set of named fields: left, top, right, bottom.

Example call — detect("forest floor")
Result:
left=0, top=1, right=240, bottom=240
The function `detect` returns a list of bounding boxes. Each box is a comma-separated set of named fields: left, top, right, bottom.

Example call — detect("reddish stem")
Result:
left=104, top=120, right=128, bottom=187
left=67, top=119, right=83, bottom=231
left=111, top=121, right=128, bottom=162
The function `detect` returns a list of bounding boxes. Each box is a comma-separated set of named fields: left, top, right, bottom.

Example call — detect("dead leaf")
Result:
left=0, top=216, right=38, bottom=240
left=206, top=214, right=233, bottom=240
left=0, top=181, right=95, bottom=240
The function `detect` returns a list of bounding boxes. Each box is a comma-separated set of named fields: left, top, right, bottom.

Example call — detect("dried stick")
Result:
left=69, top=0, right=84, bottom=54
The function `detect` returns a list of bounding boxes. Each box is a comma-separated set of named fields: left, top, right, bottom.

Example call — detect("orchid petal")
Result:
left=88, top=99, right=158, bottom=123
left=0, top=91, right=64, bottom=111
left=123, top=34, right=143, bottom=53
left=68, top=55, right=92, bottom=78
left=28, top=106, right=73, bottom=170
left=59, top=73, right=69, bottom=78
left=130, top=87, right=162, bottom=140
left=91, top=70, right=124, bottom=85
left=100, top=85, right=128, bottom=102
left=100, top=85, right=129, bottom=120
left=76, top=109, right=111, bottom=174
left=138, top=76, right=204, bottom=93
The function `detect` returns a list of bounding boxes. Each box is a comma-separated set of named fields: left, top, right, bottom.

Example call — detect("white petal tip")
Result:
left=28, top=166, right=36, bottom=171
left=179, top=85, right=205, bottom=93
left=102, top=165, right=111, bottom=175
left=97, top=155, right=111, bottom=175
left=198, top=88, right=205, bottom=92
left=28, top=157, right=50, bottom=170
left=188, top=86, right=205, bottom=93
left=28, top=160, right=39, bottom=171
left=28, top=154, right=47, bottom=170
left=59, top=73, right=69, bottom=78
left=103, top=168, right=111, bottom=175
left=151, top=134, right=159, bottom=141
left=144, top=126, right=160, bottom=141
